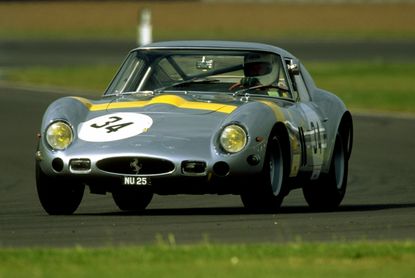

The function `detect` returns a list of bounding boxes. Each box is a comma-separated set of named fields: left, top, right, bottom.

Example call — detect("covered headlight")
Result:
left=46, top=121, right=73, bottom=150
left=220, top=124, right=247, bottom=153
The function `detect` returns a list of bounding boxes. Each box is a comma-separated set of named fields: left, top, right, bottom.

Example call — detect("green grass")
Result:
left=1, top=65, right=119, bottom=94
left=307, top=61, right=415, bottom=114
left=1, top=242, right=415, bottom=277
left=2, top=61, right=414, bottom=114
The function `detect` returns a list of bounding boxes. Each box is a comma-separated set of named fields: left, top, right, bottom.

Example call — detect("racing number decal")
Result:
left=299, top=104, right=326, bottom=180
left=78, top=112, right=153, bottom=142
left=310, top=122, right=321, bottom=154
left=90, top=116, right=133, bottom=133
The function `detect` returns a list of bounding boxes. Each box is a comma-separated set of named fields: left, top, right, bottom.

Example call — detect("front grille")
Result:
left=97, top=157, right=175, bottom=175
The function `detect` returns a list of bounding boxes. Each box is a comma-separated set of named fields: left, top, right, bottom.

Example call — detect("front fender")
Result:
left=40, top=97, right=91, bottom=131
left=212, top=101, right=289, bottom=173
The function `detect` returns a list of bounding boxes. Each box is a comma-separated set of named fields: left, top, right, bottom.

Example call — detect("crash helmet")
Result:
left=243, top=53, right=278, bottom=86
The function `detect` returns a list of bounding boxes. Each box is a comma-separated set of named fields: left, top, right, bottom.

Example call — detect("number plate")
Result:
left=122, top=176, right=151, bottom=186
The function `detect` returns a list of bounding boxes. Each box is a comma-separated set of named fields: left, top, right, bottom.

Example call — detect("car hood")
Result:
left=80, top=94, right=238, bottom=115
left=69, top=94, right=242, bottom=158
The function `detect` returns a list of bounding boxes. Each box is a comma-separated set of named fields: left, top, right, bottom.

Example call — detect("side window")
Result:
left=284, top=59, right=311, bottom=102
left=271, top=58, right=293, bottom=100
left=106, top=54, right=146, bottom=94
left=294, top=73, right=311, bottom=102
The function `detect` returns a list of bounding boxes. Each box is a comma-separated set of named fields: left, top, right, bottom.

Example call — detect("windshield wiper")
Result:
left=154, top=78, right=219, bottom=94
left=103, top=91, right=154, bottom=98
left=233, top=84, right=290, bottom=97
left=121, top=91, right=154, bottom=96
left=103, top=91, right=122, bottom=98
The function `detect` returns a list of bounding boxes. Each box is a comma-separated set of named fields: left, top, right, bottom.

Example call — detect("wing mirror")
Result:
left=287, top=59, right=300, bottom=75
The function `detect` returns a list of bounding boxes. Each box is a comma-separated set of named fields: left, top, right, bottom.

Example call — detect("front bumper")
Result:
left=36, top=145, right=265, bottom=195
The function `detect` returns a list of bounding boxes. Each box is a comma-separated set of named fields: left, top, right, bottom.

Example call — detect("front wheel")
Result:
left=112, top=187, right=153, bottom=211
left=36, top=163, right=84, bottom=215
left=302, top=133, right=348, bottom=211
left=240, top=135, right=287, bottom=211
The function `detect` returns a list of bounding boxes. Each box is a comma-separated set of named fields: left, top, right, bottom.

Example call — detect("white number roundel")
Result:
left=78, top=112, right=153, bottom=142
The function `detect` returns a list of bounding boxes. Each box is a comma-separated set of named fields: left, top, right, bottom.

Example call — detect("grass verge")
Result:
left=306, top=61, right=415, bottom=114
left=1, top=242, right=415, bottom=277
left=2, top=61, right=415, bottom=114
left=1, top=64, right=118, bottom=94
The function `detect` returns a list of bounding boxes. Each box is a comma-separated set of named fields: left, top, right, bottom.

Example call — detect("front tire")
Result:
left=240, top=135, right=287, bottom=211
left=36, top=163, right=84, bottom=215
left=112, top=187, right=153, bottom=211
left=302, top=133, right=348, bottom=211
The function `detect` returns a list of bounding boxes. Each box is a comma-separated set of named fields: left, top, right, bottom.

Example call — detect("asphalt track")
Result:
left=1, top=85, right=415, bottom=247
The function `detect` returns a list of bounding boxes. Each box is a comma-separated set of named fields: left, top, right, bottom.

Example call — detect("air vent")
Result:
left=181, top=161, right=207, bottom=176
left=70, top=159, right=91, bottom=173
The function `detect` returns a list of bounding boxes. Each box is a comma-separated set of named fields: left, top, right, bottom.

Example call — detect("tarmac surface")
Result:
left=0, top=40, right=414, bottom=247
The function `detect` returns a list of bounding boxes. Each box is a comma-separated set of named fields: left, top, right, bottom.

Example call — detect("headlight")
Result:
left=220, top=124, right=247, bottom=153
left=46, top=121, right=73, bottom=150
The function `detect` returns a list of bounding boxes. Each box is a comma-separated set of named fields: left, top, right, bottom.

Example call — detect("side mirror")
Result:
left=287, top=59, right=300, bottom=75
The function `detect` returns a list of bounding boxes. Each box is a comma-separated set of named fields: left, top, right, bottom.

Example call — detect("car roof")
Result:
left=135, top=40, right=296, bottom=59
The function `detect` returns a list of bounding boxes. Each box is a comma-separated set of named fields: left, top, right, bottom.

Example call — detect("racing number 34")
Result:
left=90, top=116, right=133, bottom=133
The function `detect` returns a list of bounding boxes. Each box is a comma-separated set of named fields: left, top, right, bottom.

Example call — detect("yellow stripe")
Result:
left=71, top=97, right=93, bottom=109
left=72, top=95, right=237, bottom=114
left=259, top=100, right=286, bottom=121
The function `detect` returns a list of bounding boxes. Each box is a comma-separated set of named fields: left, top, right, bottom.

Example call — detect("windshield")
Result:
left=105, top=49, right=292, bottom=99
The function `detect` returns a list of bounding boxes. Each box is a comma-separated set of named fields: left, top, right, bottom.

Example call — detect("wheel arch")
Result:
left=337, top=111, right=353, bottom=161
left=269, top=122, right=291, bottom=178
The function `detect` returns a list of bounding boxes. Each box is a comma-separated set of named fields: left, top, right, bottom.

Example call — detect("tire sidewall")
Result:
left=36, top=162, right=84, bottom=215
left=302, top=133, right=348, bottom=210
left=112, top=187, right=153, bottom=211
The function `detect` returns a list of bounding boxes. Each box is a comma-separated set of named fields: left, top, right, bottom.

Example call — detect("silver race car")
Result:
left=36, top=41, right=353, bottom=214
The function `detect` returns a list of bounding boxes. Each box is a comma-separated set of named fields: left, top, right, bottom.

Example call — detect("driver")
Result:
left=230, top=53, right=278, bottom=90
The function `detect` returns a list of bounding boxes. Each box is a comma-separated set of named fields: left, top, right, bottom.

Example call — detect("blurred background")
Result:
left=1, top=0, right=414, bottom=114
